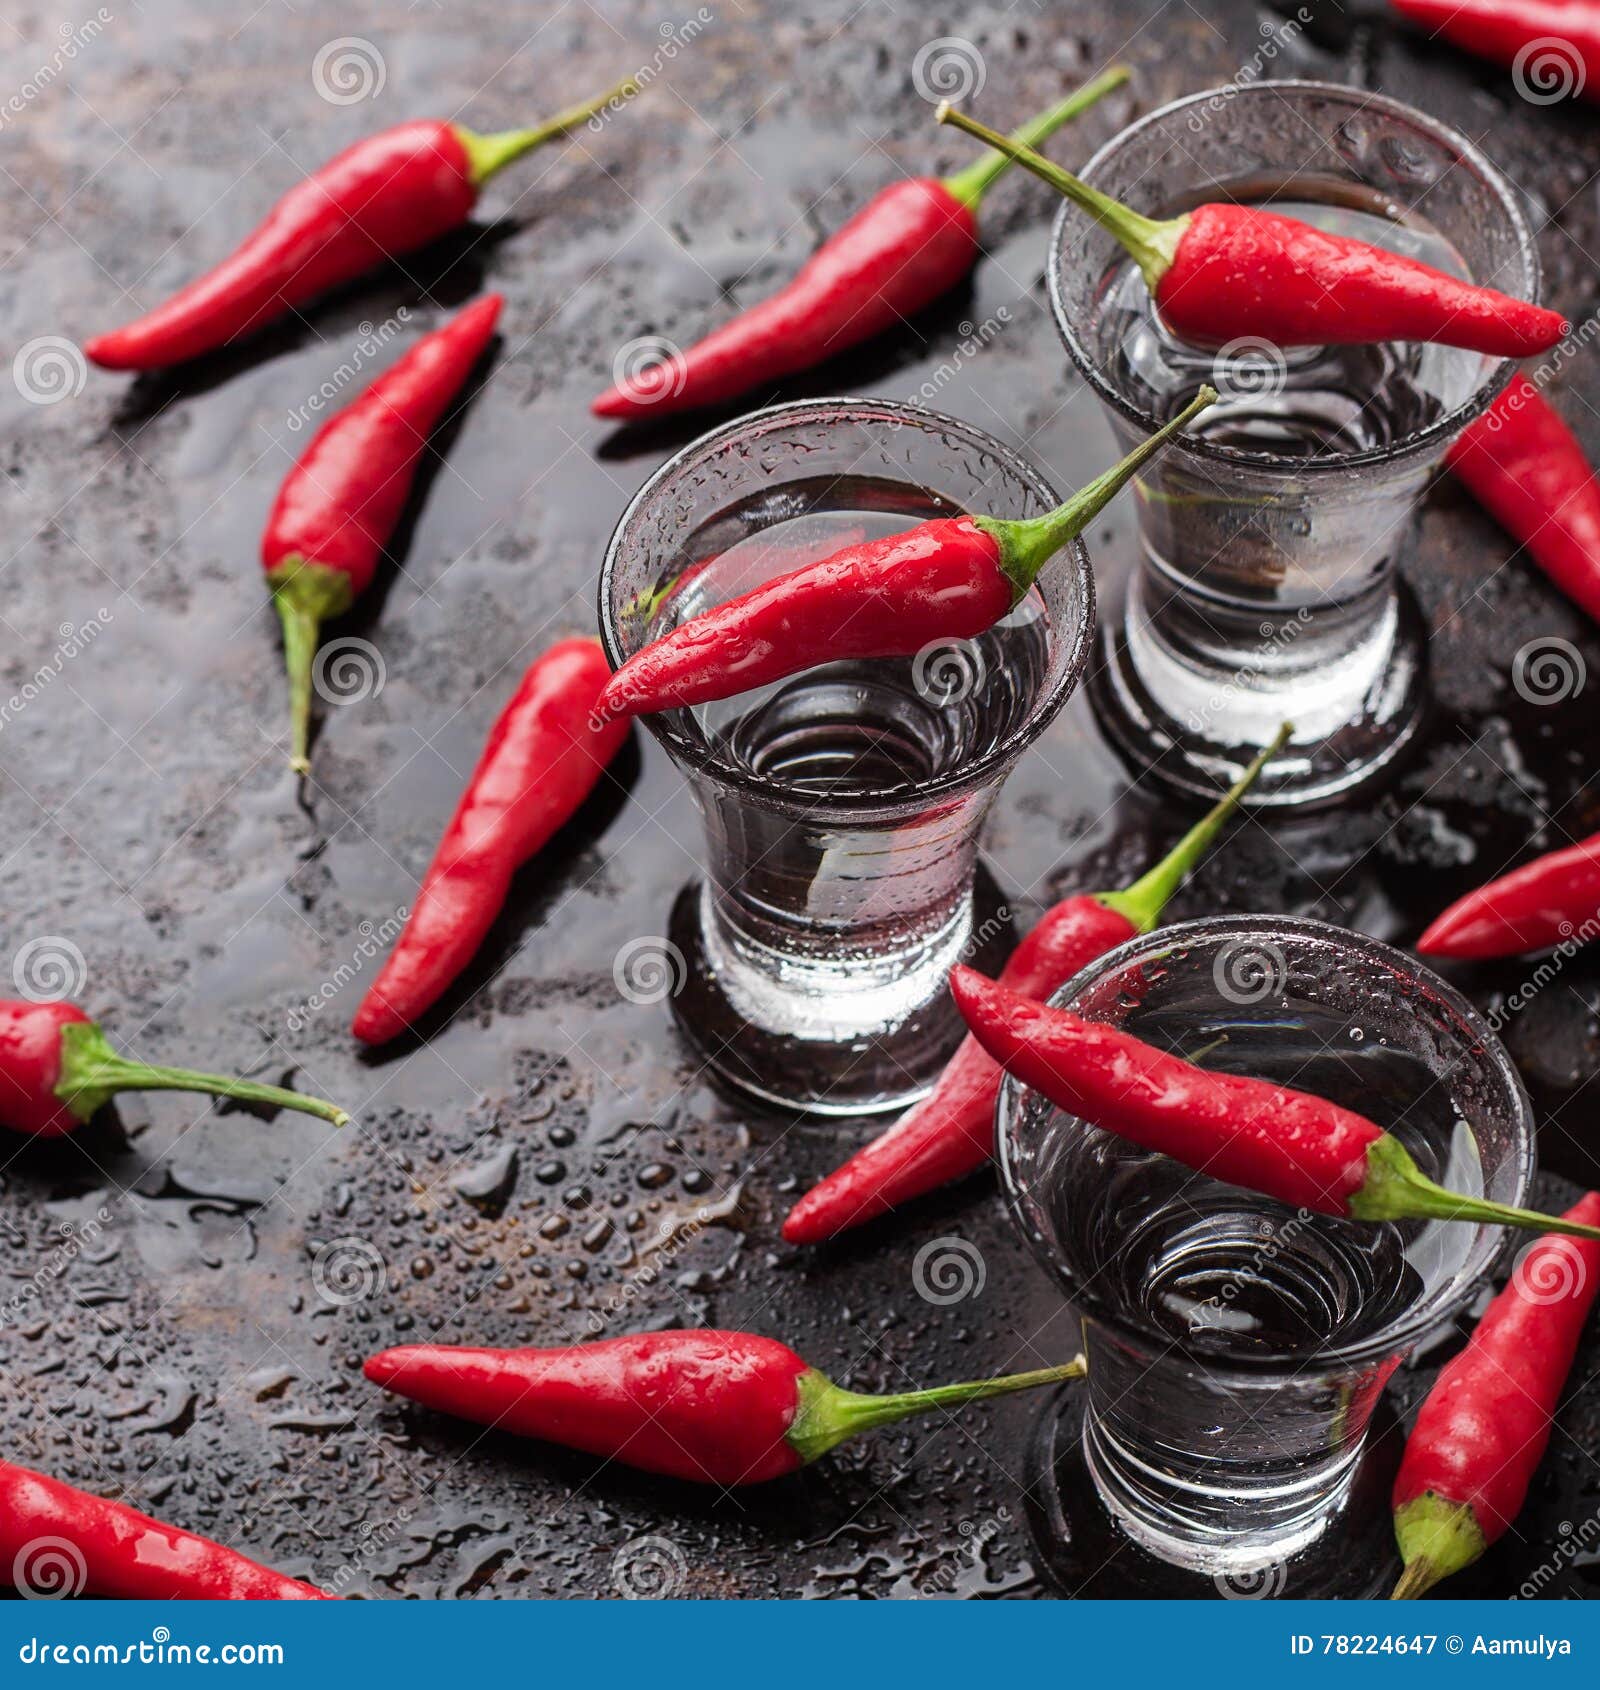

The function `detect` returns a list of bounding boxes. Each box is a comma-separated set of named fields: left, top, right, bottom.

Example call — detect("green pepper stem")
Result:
left=941, top=67, right=1130, bottom=210
left=54, top=1021, right=349, bottom=1129
left=456, top=78, right=642, bottom=187
left=1099, top=723, right=1291, bottom=933
left=786, top=1355, right=1085, bottom=1466
left=1352, top=1134, right=1600, bottom=1240
left=1391, top=1493, right=1486, bottom=1600
left=266, top=557, right=355, bottom=776
left=937, top=100, right=1186, bottom=290
left=976, top=387, right=1216, bottom=596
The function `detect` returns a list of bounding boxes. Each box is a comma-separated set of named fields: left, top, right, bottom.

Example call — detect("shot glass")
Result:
left=598, top=398, right=1094, bottom=1116
left=1048, top=81, right=1542, bottom=806
left=998, top=915, right=1534, bottom=1598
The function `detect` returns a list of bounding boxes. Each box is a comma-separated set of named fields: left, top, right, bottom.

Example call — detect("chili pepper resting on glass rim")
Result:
left=1389, top=0, right=1600, bottom=104
left=351, top=638, right=628, bottom=1046
left=592, top=68, right=1128, bottom=421
left=949, top=966, right=1600, bottom=1242
left=1446, top=375, right=1600, bottom=627
left=936, top=104, right=1566, bottom=357
left=0, top=1456, right=326, bottom=1599
left=266, top=293, right=502, bottom=775
left=1392, top=1191, right=1600, bottom=1600
left=598, top=387, right=1215, bottom=720
left=364, top=1330, right=1084, bottom=1485
left=783, top=724, right=1289, bottom=1246
left=1418, top=826, right=1600, bottom=960
left=84, top=81, right=634, bottom=372
left=0, top=999, right=348, bottom=1136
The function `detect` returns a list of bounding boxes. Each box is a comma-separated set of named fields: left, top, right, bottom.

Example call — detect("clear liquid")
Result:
left=1102, top=195, right=1490, bottom=458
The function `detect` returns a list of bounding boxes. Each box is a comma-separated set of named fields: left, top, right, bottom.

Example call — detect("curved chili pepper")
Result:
left=1447, top=375, right=1600, bottom=627
left=783, top=725, right=1289, bottom=1245
left=1418, top=828, right=1600, bottom=960
left=351, top=638, right=629, bottom=1046
left=937, top=105, right=1565, bottom=357
left=364, top=1330, right=1083, bottom=1485
left=1391, top=0, right=1600, bottom=104
left=0, top=999, right=348, bottom=1137
left=1392, top=1191, right=1600, bottom=1599
left=599, top=388, right=1214, bottom=720
left=84, top=83, right=633, bottom=372
left=949, top=966, right=1600, bottom=1241
left=0, top=1456, right=325, bottom=1599
left=266, top=293, right=503, bottom=774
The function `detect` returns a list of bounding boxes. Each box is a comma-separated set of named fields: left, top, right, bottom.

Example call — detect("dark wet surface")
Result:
left=3, top=0, right=1599, bottom=1598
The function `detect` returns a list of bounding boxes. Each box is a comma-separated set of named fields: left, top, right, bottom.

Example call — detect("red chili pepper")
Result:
left=782, top=725, right=1289, bottom=1245
left=1392, top=1191, right=1600, bottom=1599
left=84, top=83, right=634, bottom=372
left=351, top=638, right=629, bottom=1046
left=363, top=1330, right=1083, bottom=1486
left=1391, top=0, right=1600, bottom=103
left=1446, top=375, right=1600, bottom=627
left=598, top=388, right=1214, bottom=720
left=0, top=1456, right=326, bottom=1598
left=265, top=293, right=503, bottom=774
left=591, top=68, right=1128, bottom=422
left=949, top=966, right=1600, bottom=1241
left=1418, top=828, right=1600, bottom=960
left=937, top=104, right=1566, bottom=357
left=0, top=999, right=348, bottom=1137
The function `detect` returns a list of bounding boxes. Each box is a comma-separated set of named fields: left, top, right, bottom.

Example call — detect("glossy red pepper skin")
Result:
left=86, top=124, right=480, bottom=371
left=1391, top=0, right=1600, bottom=102
left=594, top=180, right=978, bottom=420
left=784, top=898, right=1136, bottom=1243
left=1392, top=1192, right=1600, bottom=1597
left=600, top=518, right=1012, bottom=719
left=0, top=1457, right=325, bottom=1599
left=1447, top=376, right=1600, bottom=626
left=352, top=639, right=629, bottom=1046
left=1417, top=829, right=1600, bottom=960
left=0, top=1000, right=90, bottom=1137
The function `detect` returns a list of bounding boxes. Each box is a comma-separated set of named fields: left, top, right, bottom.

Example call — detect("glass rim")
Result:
left=1048, top=80, right=1539, bottom=476
left=995, top=912, right=1537, bottom=1381
left=596, top=395, right=1096, bottom=820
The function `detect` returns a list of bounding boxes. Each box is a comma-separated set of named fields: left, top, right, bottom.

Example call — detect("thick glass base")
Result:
left=667, top=873, right=1010, bottom=1116
left=1021, top=1380, right=1404, bottom=1599
left=1090, top=575, right=1429, bottom=809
